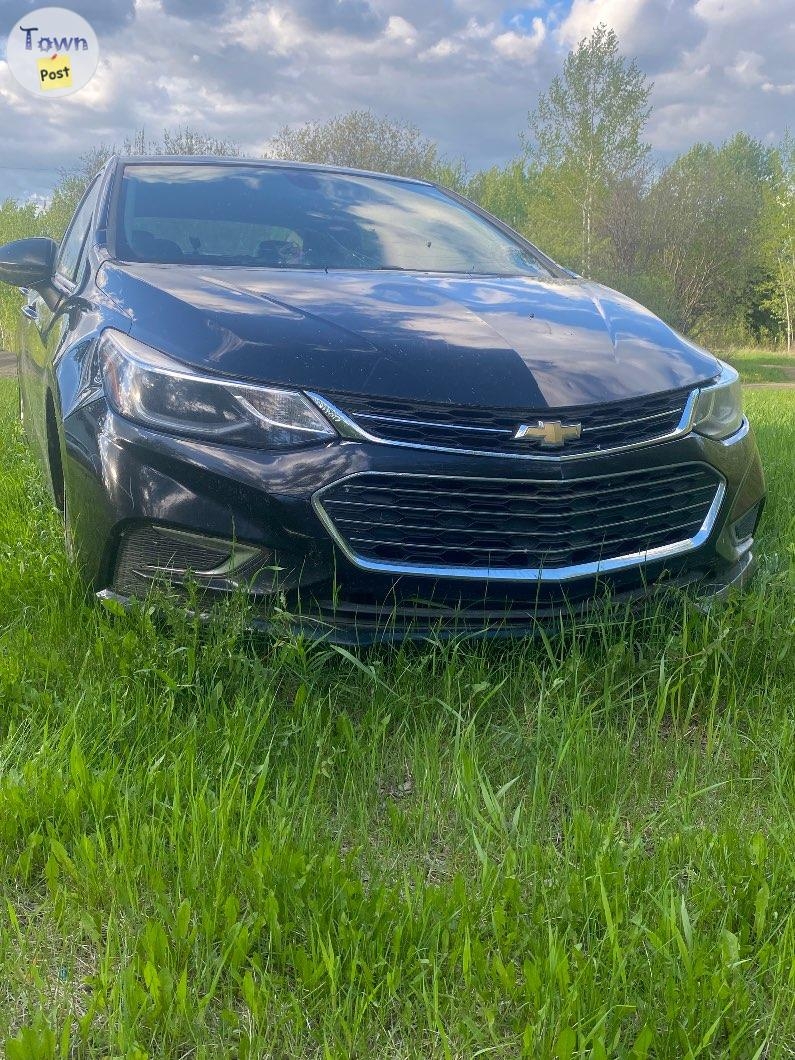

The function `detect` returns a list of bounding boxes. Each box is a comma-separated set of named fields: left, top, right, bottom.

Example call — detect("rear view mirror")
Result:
left=0, top=237, right=58, bottom=289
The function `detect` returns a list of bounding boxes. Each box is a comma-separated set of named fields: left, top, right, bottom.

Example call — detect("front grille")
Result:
left=320, top=387, right=694, bottom=456
left=315, top=465, right=723, bottom=576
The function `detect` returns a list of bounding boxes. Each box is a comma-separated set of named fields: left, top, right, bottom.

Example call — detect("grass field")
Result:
left=1, top=378, right=795, bottom=1058
left=721, top=348, right=795, bottom=386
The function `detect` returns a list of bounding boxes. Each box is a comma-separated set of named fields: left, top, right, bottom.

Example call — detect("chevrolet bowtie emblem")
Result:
left=513, top=420, right=583, bottom=447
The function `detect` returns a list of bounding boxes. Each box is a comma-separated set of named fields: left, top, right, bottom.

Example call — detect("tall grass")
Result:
left=1, top=380, right=794, bottom=1057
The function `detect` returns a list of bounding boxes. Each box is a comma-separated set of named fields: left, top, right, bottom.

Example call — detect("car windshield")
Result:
left=115, top=163, right=552, bottom=277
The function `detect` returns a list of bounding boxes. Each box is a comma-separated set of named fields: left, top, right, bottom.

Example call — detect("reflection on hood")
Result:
left=98, top=264, right=720, bottom=409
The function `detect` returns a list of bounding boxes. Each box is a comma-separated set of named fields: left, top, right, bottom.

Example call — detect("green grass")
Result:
left=720, top=348, right=795, bottom=385
left=1, top=379, right=795, bottom=1058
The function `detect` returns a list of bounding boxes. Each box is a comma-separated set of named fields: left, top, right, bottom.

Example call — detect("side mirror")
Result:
left=0, top=237, right=58, bottom=289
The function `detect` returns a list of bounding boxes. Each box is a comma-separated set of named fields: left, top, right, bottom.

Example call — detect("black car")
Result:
left=0, top=156, right=765, bottom=641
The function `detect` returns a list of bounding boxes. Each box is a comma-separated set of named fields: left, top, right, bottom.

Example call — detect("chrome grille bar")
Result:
left=313, top=466, right=725, bottom=582
left=308, top=388, right=701, bottom=461
left=330, top=499, right=715, bottom=539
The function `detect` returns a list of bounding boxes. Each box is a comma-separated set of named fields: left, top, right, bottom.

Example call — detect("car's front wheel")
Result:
left=62, top=489, right=76, bottom=563
left=17, top=364, right=26, bottom=430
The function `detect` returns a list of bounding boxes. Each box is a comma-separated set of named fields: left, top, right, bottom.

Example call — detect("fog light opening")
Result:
left=112, top=523, right=271, bottom=596
left=147, top=526, right=262, bottom=577
left=732, top=501, right=763, bottom=545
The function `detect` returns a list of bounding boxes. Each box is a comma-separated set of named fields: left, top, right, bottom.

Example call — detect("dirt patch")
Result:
left=0, top=351, right=16, bottom=378
left=759, top=364, right=795, bottom=380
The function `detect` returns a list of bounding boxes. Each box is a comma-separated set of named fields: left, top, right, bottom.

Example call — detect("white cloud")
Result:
left=461, top=18, right=495, bottom=40
left=692, top=0, right=795, bottom=42
left=0, top=0, right=793, bottom=202
left=493, top=19, right=546, bottom=63
left=693, top=0, right=787, bottom=25
left=762, top=81, right=795, bottom=95
left=419, top=38, right=461, bottom=61
left=726, top=51, right=765, bottom=87
left=384, top=16, right=417, bottom=45
left=227, top=6, right=305, bottom=54
left=557, top=0, right=646, bottom=47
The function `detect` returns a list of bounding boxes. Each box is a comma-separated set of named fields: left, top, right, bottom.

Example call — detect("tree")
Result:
left=643, top=134, right=772, bottom=339
left=50, top=126, right=243, bottom=232
left=599, top=169, right=649, bottom=278
left=0, top=126, right=244, bottom=352
left=466, top=160, right=533, bottom=233
left=524, top=24, right=651, bottom=276
left=759, top=135, right=795, bottom=350
left=264, top=110, right=465, bottom=186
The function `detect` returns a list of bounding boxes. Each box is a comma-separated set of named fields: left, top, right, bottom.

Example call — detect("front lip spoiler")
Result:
left=693, top=547, right=757, bottom=603
left=95, top=548, right=759, bottom=644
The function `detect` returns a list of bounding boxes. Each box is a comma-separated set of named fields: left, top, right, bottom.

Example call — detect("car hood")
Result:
left=98, top=263, right=720, bottom=409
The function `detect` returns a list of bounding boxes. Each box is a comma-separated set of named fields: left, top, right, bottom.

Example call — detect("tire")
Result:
left=62, top=488, right=76, bottom=562
left=44, top=393, right=65, bottom=513
left=17, top=367, right=25, bottom=430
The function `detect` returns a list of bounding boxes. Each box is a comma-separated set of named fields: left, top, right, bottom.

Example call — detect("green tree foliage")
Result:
left=265, top=110, right=466, bottom=187
left=466, top=160, right=534, bottom=238
left=523, top=24, right=651, bottom=276
left=2, top=78, right=795, bottom=350
left=52, top=126, right=243, bottom=230
left=640, top=134, right=772, bottom=340
left=759, top=135, right=795, bottom=350
left=0, top=200, right=47, bottom=351
left=0, top=127, right=244, bottom=353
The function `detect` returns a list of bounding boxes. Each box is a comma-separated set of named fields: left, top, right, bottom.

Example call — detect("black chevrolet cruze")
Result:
left=0, top=156, right=765, bottom=641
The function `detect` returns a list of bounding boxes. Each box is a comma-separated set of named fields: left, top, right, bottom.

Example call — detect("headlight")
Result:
left=99, top=330, right=336, bottom=449
left=692, top=362, right=744, bottom=440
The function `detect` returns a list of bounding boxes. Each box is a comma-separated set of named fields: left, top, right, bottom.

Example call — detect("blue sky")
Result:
left=0, top=0, right=792, bottom=202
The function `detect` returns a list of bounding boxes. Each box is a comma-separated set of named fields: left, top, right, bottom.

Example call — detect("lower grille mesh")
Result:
left=316, top=465, right=723, bottom=574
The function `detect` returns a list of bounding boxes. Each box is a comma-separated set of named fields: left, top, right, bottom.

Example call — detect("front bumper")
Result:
left=96, top=547, right=758, bottom=645
left=63, top=401, right=766, bottom=641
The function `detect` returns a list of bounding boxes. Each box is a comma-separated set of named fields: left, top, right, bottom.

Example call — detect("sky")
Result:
left=0, top=0, right=793, bottom=202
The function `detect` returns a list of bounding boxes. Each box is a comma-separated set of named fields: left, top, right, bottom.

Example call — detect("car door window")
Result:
left=56, top=178, right=100, bottom=285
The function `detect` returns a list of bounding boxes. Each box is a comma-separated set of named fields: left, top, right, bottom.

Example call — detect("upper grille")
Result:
left=314, top=464, right=723, bottom=577
left=320, top=388, right=694, bottom=456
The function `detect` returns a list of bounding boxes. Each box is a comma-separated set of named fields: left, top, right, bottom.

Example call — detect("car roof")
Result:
left=112, top=155, right=435, bottom=187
